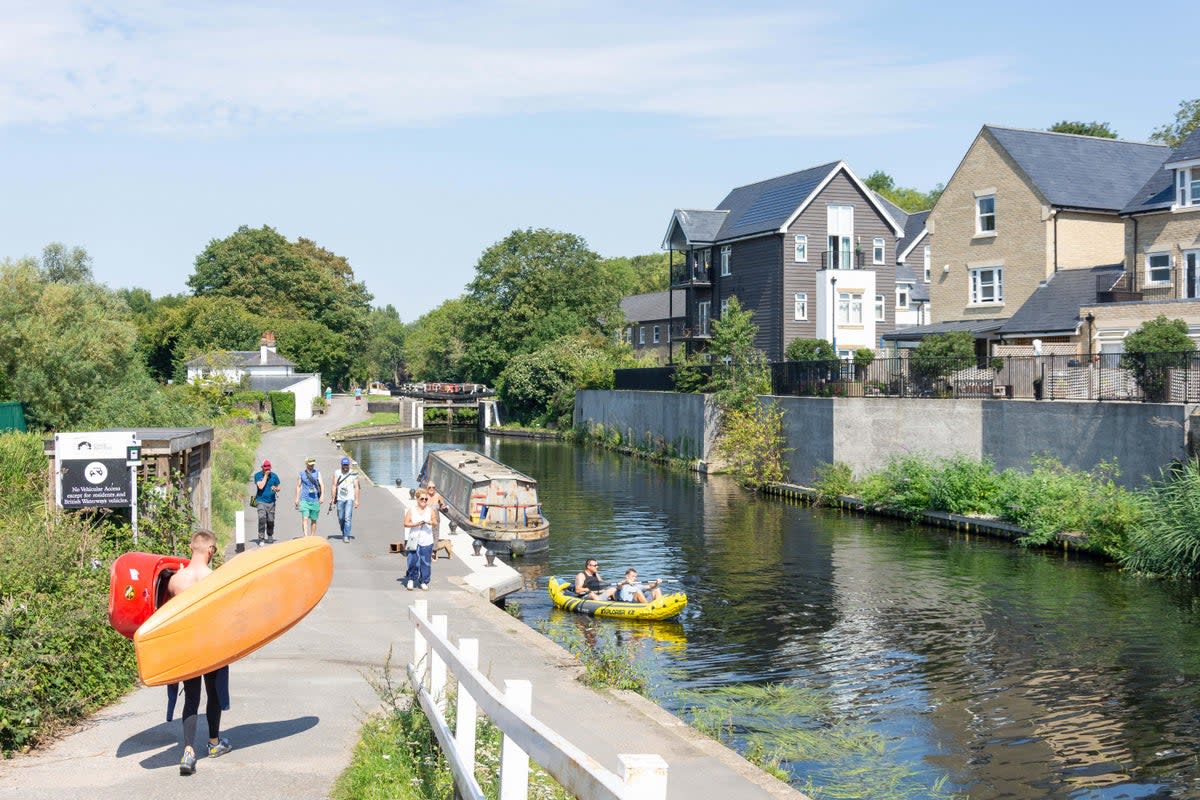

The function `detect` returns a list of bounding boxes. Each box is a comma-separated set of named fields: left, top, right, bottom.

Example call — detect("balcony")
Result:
left=671, top=262, right=712, bottom=287
left=1096, top=272, right=1142, bottom=303
left=669, top=320, right=711, bottom=341
left=820, top=250, right=866, bottom=270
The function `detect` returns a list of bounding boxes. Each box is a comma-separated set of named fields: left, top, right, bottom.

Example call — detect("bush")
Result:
left=812, top=462, right=856, bottom=505
left=671, top=355, right=710, bottom=394
left=1121, top=315, right=1196, bottom=402
left=268, top=391, right=295, bottom=426
left=785, top=337, right=836, bottom=361
left=210, top=417, right=260, bottom=540
left=857, top=454, right=939, bottom=515
left=931, top=455, right=1001, bottom=516
left=713, top=403, right=787, bottom=487
left=1123, top=460, right=1200, bottom=577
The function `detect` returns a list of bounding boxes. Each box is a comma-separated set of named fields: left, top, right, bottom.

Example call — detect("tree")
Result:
left=40, top=243, right=93, bottom=283
left=1122, top=315, right=1196, bottom=402
left=785, top=337, right=837, bottom=361
left=863, top=170, right=940, bottom=212
left=1048, top=121, right=1118, bottom=138
left=707, top=297, right=770, bottom=411
left=497, top=334, right=622, bottom=426
left=599, top=252, right=674, bottom=295
left=460, top=229, right=624, bottom=382
left=404, top=299, right=470, bottom=382
left=363, top=305, right=407, bottom=385
left=1150, top=99, right=1200, bottom=148
left=909, top=331, right=976, bottom=394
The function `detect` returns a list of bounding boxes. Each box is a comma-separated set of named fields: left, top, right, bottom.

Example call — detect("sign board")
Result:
left=55, top=431, right=140, bottom=509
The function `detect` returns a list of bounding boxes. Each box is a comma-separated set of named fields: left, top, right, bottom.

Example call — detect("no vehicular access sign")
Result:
left=55, top=431, right=139, bottom=509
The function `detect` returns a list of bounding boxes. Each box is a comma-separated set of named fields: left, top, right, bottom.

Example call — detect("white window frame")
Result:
left=1147, top=252, right=1172, bottom=285
left=652, top=325, right=660, bottom=344
left=720, top=297, right=730, bottom=316
left=896, top=286, right=910, bottom=310
left=720, top=245, right=731, bottom=276
left=923, top=245, right=931, bottom=282
left=872, top=237, right=885, bottom=265
left=638, top=326, right=645, bottom=345
left=1177, top=167, right=1200, bottom=208
left=837, top=291, right=863, bottom=325
left=794, top=235, right=808, bottom=263
left=697, top=301, right=711, bottom=335
left=875, top=294, right=885, bottom=322
left=793, top=292, right=808, bottom=321
left=976, top=195, right=996, bottom=234
left=969, top=266, right=1004, bottom=305
left=624, top=327, right=632, bottom=344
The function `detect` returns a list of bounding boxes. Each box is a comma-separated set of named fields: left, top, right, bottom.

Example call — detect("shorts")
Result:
left=299, top=499, right=321, bottom=520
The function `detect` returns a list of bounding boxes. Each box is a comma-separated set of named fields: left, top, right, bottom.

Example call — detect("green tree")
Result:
left=708, top=297, right=771, bottom=411
left=1150, top=98, right=1200, bottom=148
left=909, top=331, right=976, bottom=393
left=40, top=243, right=93, bottom=283
left=363, top=305, right=407, bottom=385
left=497, top=334, right=622, bottom=426
left=863, top=170, right=940, bottom=212
left=599, top=252, right=675, bottom=295
left=784, top=337, right=837, bottom=361
left=1048, top=121, right=1118, bottom=138
left=460, top=229, right=623, bottom=382
left=1121, top=315, right=1196, bottom=401
left=404, top=299, right=470, bottom=382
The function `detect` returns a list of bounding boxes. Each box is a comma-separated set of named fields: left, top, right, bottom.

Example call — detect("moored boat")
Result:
left=419, top=448, right=549, bottom=555
left=547, top=577, right=688, bottom=620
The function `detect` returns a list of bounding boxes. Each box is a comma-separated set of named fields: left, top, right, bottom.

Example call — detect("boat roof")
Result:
left=428, top=449, right=538, bottom=485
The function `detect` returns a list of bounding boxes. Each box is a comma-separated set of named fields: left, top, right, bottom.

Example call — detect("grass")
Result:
left=538, top=620, right=650, bottom=694
left=339, top=412, right=407, bottom=430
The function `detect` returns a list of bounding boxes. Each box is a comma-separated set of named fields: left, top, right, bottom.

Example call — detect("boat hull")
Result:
left=548, top=577, right=687, bottom=621
left=133, top=537, right=333, bottom=686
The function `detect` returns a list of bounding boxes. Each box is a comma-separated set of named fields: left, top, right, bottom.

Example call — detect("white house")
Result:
left=186, top=332, right=322, bottom=420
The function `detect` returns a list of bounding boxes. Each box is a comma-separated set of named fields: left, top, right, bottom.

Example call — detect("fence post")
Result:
left=499, top=680, right=531, bottom=800
left=413, top=600, right=429, bottom=687
left=431, top=615, right=448, bottom=713
left=455, top=638, right=479, bottom=778
left=619, top=754, right=669, bottom=800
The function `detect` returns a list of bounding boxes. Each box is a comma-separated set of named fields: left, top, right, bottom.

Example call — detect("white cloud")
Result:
left=0, top=1, right=1014, bottom=137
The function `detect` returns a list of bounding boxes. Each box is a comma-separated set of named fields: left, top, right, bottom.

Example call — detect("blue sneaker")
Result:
left=207, top=738, right=232, bottom=758
left=179, top=748, right=196, bottom=775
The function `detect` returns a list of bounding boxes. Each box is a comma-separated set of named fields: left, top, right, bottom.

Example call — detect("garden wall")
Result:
left=573, top=390, right=718, bottom=461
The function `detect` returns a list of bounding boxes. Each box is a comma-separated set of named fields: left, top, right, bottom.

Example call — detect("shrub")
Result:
left=714, top=403, right=787, bottom=488
left=785, top=337, right=836, bottom=361
left=857, top=454, right=939, bottom=515
left=268, top=391, right=295, bottom=426
left=671, top=355, right=710, bottom=394
left=1121, top=315, right=1196, bottom=402
left=812, top=462, right=856, bottom=505
left=1123, top=460, right=1200, bottom=577
left=931, top=455, right=1001, bottom=516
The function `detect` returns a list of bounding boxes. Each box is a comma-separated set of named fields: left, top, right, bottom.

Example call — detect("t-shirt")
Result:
left=618, top=582, right=648, bottom=603
left=334, top=469, right=358, bottom=501
left=299, top=468, right=322, bottom=501
left=406, top=505, right=435, bottom=547
left=254, top=470, right=281, bottom=503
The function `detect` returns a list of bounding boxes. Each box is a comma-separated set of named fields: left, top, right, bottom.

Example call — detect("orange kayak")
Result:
left=134, top=537, right=333, bottom=686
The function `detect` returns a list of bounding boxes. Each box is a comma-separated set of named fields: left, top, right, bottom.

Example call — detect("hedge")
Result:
left=268, top=391, right=295, bottom=426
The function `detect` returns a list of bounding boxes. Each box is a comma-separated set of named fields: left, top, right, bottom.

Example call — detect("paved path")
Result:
left=0, top=398, right=804, bottom=800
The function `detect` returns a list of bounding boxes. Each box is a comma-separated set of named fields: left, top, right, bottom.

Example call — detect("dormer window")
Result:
left=1177, top=167, right=1200, bottom=208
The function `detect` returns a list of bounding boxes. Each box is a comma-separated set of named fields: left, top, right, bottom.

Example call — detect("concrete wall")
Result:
left=574, top=390, right=718, bottom=461
left=576, top=390, right=1189, bottom=488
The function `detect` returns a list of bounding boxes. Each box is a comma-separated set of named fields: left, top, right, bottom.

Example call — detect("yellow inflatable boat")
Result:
left=547, top=577, right=687, bottom=621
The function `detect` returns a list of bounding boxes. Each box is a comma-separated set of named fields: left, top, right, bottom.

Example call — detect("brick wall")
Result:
left=1124, top=210, right=1200, bottom=297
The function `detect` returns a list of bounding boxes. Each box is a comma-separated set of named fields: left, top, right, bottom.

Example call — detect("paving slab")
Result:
left=0, top=396, right=805, bottom=800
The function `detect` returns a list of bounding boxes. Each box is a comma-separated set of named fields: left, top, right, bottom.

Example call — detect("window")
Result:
left=969, top=266, right=1004, bottom=304
left=720, top=298, right=730, bottom=316
left=1178, top=167, right=1200, bottom=207
left=1147, top=252, right=1172, bottom=284
left=793, top=292, right=808, bottom=321
left=697, top=301, right=711, bottom=335
left=624, top=327, right=632, bottom=343
left=794, top=235, right=808, bottom=263
left=720, top=246, right=731, bottom=276
left=652, top=325, right=660, bottom=344
left=923, top=245, right=931, bottom=282
left=976, top=195, right=996, bottom=234
left=896, top=286, right=910, bottom=310
left=837, top=292, right=863, bottom=325
left=638, top=326, right=645, bottom=345
left=875, top=294, right=885, bottom=321
left=873, top=238, right=885, bottom=265
left=827, top=204, right=854, bottom=268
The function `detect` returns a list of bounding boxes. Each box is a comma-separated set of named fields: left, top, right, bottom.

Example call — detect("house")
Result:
left=620, top=289, right=685, bottom=364
left=186, top=332, right=322, bottom=420
left=894, top=210, right=932, bottom=328
left=662, top=161, right=919, bottom=361
left=903, top=126, right=1169, bottom=353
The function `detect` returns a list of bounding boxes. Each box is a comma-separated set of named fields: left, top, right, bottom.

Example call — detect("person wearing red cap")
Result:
left=252, top=459, right=281, bottom=544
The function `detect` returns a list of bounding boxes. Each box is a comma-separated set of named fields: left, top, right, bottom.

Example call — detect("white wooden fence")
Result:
left=407, top=600, right=668, bottom=800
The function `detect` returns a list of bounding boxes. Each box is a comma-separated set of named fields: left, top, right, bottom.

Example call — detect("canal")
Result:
left=349, top=430, right=1200, bottom=800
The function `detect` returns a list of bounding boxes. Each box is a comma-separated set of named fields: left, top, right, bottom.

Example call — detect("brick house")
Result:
left=620, top=290, right=685, bottom=364
left=902, top=126, right=1168, bottom=354
left=662, top=162, right=920, bottom=361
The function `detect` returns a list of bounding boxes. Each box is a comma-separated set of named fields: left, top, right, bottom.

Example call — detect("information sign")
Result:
left=55, top=431, right=140, bottom=509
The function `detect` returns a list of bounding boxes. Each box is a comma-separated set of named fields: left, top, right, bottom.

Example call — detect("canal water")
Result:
left=349, top=430, right=1200, bottom=800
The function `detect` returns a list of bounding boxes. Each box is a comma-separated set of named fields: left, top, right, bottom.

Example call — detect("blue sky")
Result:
left=1, top=0, right=1197, bottom=322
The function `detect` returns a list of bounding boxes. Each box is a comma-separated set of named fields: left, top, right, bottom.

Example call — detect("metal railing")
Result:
left=667, top=320, right=711, bottom=341
left=820, top=250, right=867, bottom=270
left=408, top=600, right=668, bottom=800
left=670, top=261, right=712, bottom=286
left=614, top=353, right=1200, bottom=402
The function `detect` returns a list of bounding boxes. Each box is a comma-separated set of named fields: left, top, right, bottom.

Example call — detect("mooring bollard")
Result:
left=235, top=510, right=245, bottom=553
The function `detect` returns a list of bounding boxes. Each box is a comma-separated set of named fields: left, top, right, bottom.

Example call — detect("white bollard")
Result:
left=499, top=680, right=531, bottom=800
left=412, top=600, right=429, bottom=687
left=619, top=754, right=669, bottom=800
left=455, top=638, right=479, bottom=776
left=431, top=615, right=448, bottom=713
left=235, top=510, right=245, bottom=552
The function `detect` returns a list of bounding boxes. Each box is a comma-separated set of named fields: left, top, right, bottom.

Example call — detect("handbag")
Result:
left=250, top=494, right=258, bottom=508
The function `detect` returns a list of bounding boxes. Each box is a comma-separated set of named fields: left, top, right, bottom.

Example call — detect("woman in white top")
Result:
left=403, top=489, right=437, bottom=590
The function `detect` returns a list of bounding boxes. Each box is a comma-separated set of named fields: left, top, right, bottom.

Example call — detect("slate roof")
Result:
left=881, top=318, right=1006, bottom=341
left=873, top=193, right=910, bottom=229
left=997, top=265, right=1125, bottom=336
left=247, top=374, right=316, bottom=392
left=620, top=290, right=686, bottom=324
left=186, top=350, right=295, bottom=369
left=668, top=209, right=729, bottom=244
left=1123, top=128, right=1200, bottom=215
left=897, top=210, right=930, bottom=261
left=986, top=126, right=1168, bottom=211
left=713, top=161, right=842, bottom=240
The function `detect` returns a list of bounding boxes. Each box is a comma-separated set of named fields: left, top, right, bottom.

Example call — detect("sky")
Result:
left=1, top=0, right=1197, bottom=323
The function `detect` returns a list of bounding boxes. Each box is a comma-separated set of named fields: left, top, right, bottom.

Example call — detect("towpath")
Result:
left=0, top=398, right=804, bottom=800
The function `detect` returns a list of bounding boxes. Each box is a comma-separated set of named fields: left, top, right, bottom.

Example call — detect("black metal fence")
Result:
left=614, top=353, right=1200, bottom=403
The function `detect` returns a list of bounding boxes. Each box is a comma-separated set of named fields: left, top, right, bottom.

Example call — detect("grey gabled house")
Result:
left=661, top=161, right=914, bottom=362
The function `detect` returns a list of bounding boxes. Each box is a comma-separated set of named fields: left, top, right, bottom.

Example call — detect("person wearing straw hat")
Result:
left=294, top=457, right=324, bottom=537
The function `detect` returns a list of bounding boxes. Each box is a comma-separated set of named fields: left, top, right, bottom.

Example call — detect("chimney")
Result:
left=260, top=331, right=276, bottom=365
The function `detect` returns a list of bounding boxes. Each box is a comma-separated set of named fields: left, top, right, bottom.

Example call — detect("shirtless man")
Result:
left=572, top=558, right=616, bottom=600
left=169, top=530, right=232, bottom=775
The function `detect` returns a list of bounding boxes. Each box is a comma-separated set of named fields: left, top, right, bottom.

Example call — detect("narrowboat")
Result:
left=419, top=448, right=549, bottom=555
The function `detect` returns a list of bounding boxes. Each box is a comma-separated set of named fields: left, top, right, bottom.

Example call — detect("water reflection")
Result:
left=351, top=431, right=1200, bottom=799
